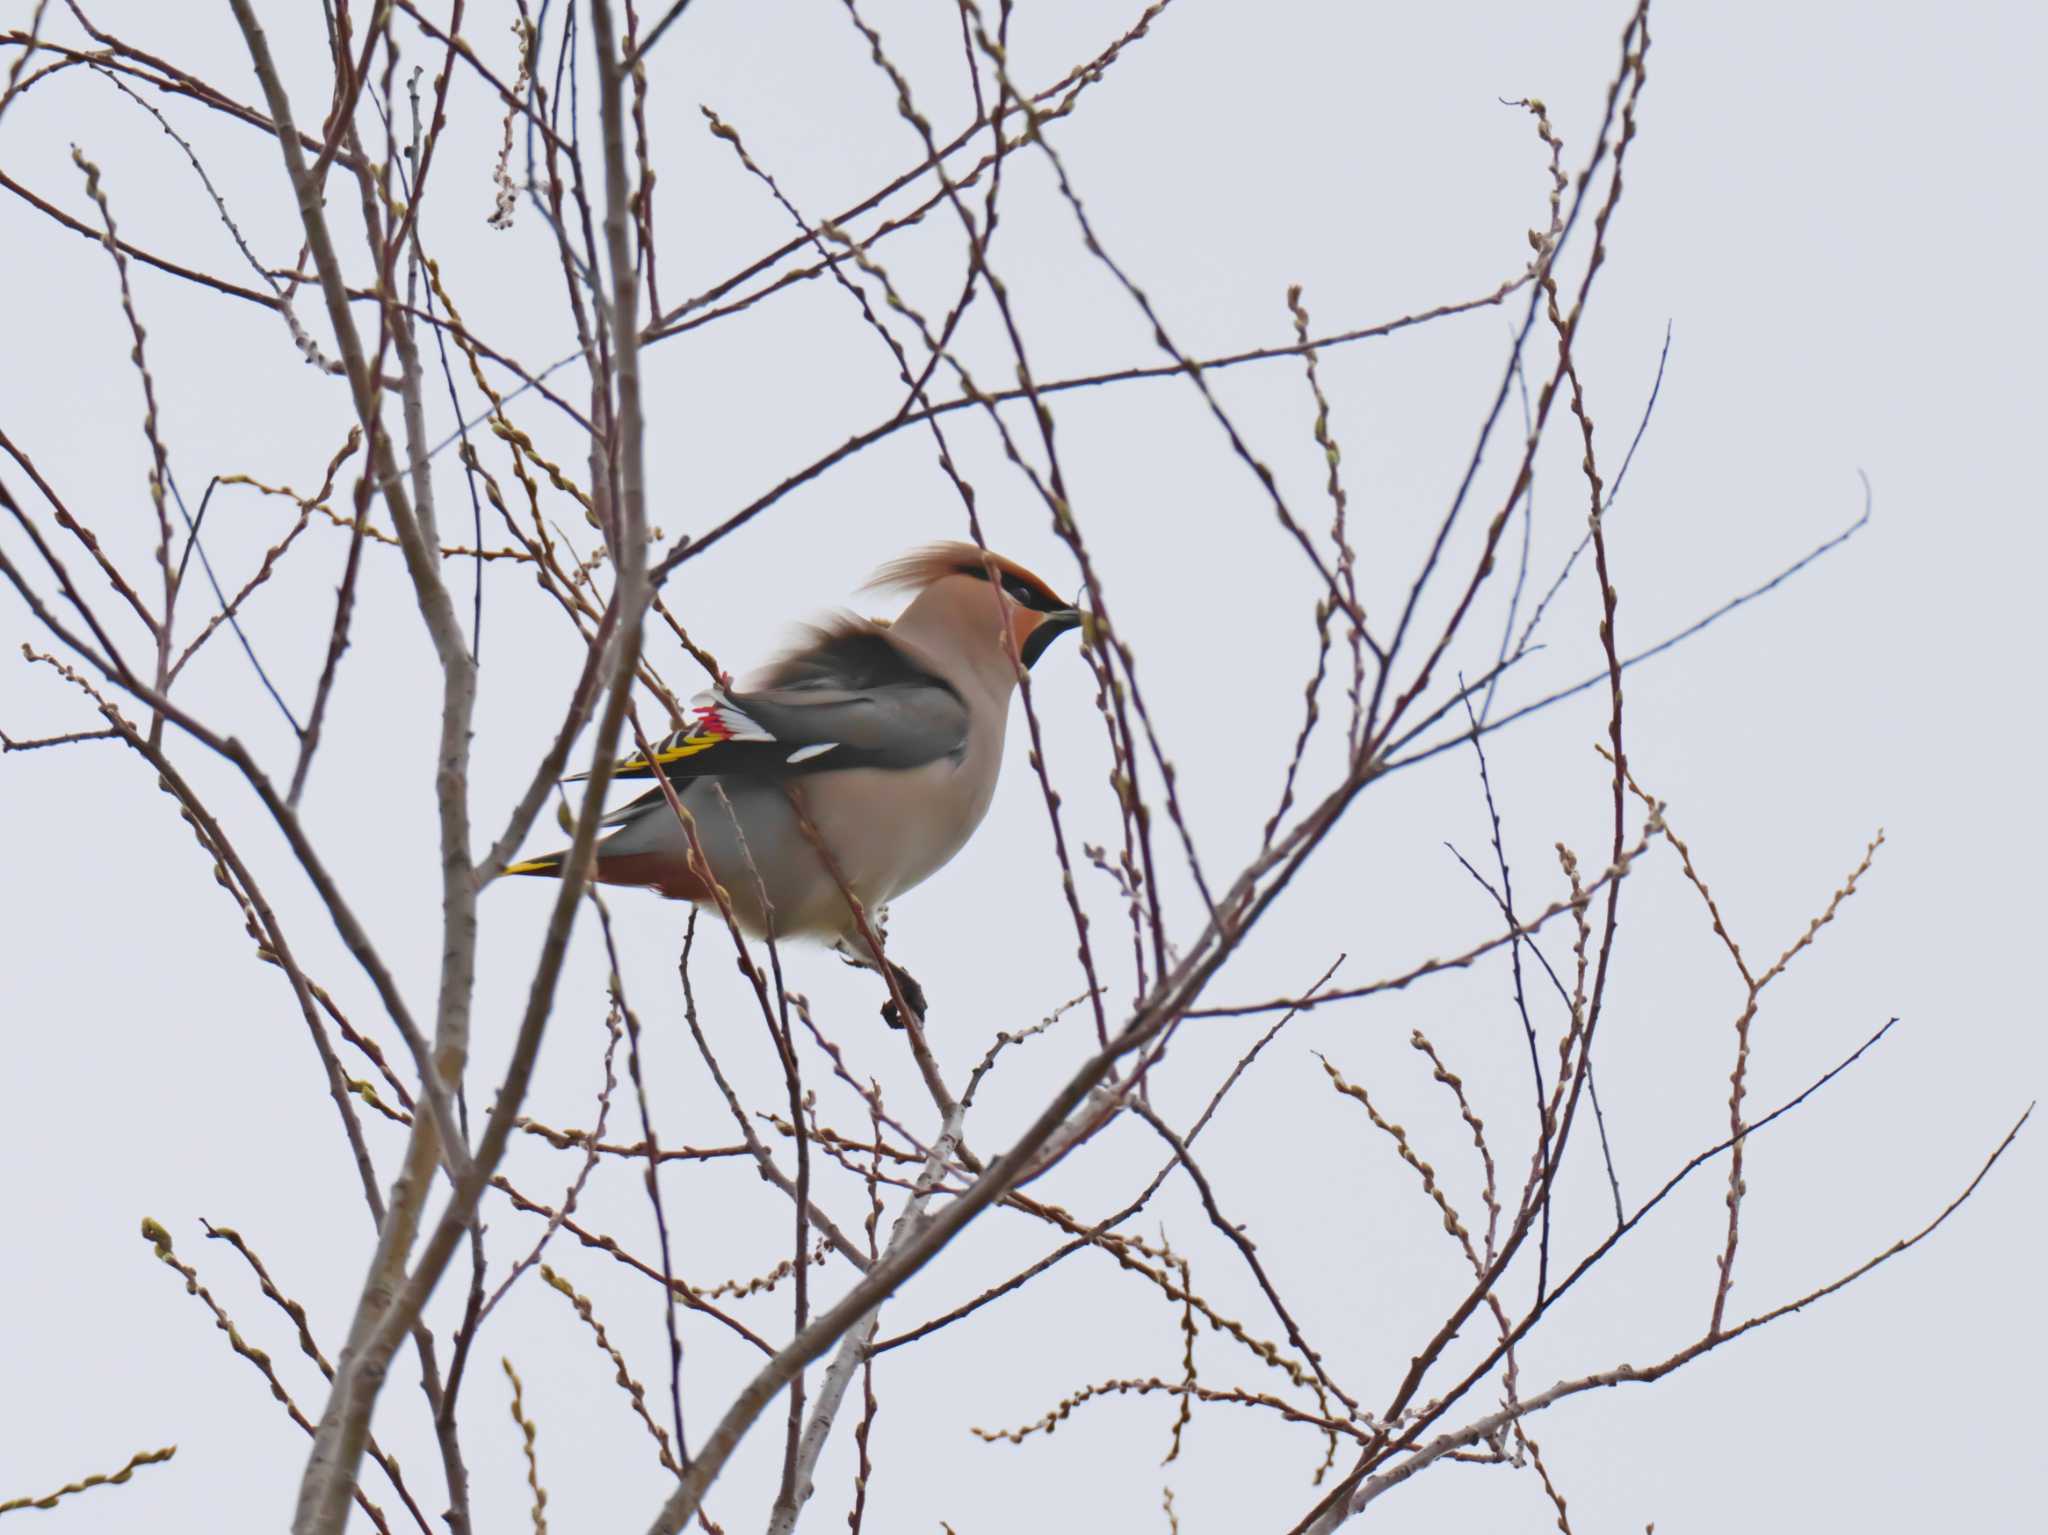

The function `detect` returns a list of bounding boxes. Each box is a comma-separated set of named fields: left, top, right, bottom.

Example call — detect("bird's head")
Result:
left=869, top=543, right=1084, bottom=676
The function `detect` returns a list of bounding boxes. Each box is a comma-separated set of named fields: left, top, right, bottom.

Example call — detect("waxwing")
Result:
left=505, top=543, right=1084, bottom=1021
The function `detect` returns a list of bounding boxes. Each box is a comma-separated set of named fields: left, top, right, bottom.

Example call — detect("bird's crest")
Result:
left=865, top=542, right=1068, bottom=612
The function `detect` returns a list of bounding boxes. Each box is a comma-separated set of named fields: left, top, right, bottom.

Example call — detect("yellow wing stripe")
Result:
left=650, top=734, right=722, bottom=765
left=615, top=730, right=727, bottom=775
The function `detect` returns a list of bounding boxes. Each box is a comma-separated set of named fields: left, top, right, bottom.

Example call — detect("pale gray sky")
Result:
left=3, top=2, right=2042, bottom=1531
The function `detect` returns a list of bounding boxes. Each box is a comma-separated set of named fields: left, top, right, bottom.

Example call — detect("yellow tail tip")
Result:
left=502, top=856, right=561, bottom=878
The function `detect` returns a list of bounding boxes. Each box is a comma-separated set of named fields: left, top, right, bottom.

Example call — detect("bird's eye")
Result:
left=1003, top=577, right=1036, bottom=607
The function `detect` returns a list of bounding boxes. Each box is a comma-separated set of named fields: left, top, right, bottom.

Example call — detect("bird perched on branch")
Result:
left=505, top=543, right=1085, bottom=1024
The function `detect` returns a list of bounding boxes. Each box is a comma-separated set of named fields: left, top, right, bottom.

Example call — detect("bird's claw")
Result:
left=879, top=963, right=927, bottom=1030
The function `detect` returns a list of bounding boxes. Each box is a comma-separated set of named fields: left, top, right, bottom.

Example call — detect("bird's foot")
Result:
left=879, top=962, right=927, bottom=1030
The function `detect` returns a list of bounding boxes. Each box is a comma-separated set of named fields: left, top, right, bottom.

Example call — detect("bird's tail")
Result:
left=501, top=850, right=566, bottom=878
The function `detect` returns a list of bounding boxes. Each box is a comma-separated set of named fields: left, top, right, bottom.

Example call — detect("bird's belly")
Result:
left=678, top=760, right=990, bottom=939
left=801, top=758, right=990, bottom=912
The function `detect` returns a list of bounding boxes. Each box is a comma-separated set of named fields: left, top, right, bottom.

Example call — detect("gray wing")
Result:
left=733, top=622, right=968, bottom=770
left=599, top=620, right=968, bottom=790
